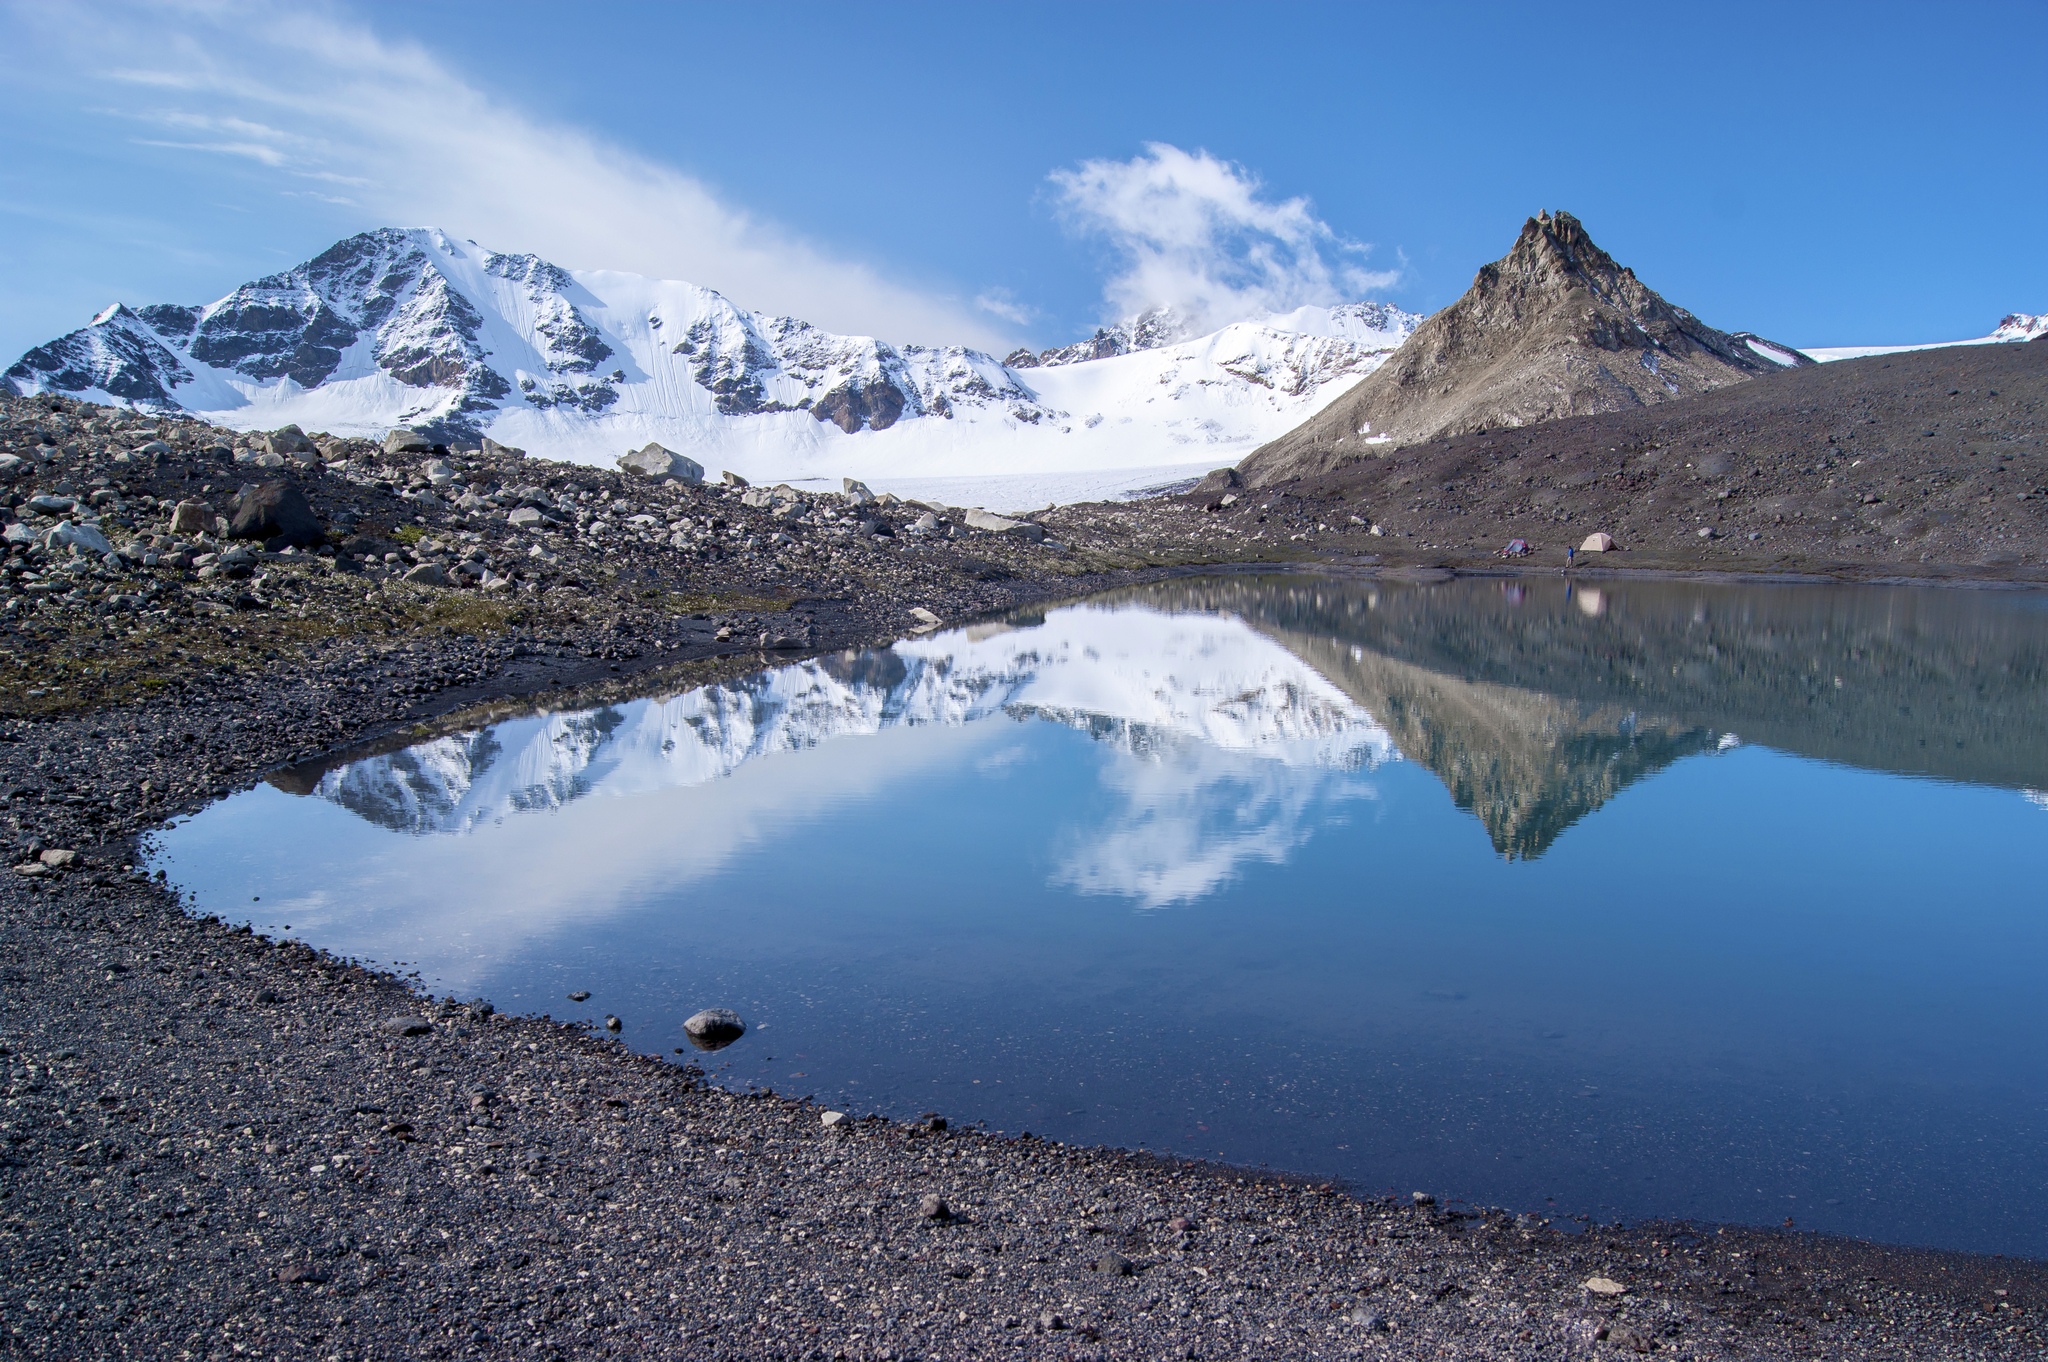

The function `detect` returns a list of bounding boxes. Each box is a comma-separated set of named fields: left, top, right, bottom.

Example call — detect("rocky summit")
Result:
left=1239, top=211, right=1810, bottom=487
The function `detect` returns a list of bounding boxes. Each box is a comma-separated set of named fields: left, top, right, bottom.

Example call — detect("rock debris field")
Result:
left=0, top=387, right=2043, bottom=1359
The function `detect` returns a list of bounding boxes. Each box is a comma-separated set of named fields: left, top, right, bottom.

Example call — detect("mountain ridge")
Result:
left=4, top=228, right=1420, bottom=496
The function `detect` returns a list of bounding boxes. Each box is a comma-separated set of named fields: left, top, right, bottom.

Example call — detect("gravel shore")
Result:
left=2, top=390, right=2043, bottom=1359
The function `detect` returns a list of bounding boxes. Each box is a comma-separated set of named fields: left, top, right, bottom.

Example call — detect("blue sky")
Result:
left=3, top=0, right=2043, bottom=365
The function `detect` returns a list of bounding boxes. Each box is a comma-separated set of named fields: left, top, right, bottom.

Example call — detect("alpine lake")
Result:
left=150, top=574, right=2048, bottom=1259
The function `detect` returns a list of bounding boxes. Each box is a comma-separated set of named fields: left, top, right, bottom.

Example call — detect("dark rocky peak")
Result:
left=1239, top=210, right=1810, bottom=485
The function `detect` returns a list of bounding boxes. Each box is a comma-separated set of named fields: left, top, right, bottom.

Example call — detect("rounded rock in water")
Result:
left=683, top=1007, right=746, bottom=1051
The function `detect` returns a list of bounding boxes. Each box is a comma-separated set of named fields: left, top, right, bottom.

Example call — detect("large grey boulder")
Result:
left=617, top=442, right=704, bottom=483
left=261, top=424, right=317, bottom=455
left=1192, top=467, right=1242, bottom=495
left=480, top=436, right=524, bottom=460
left=169, top=500, right=216, bottom=535
left=841, top=478, right=876, bottom=505
left=401, top=562, right=451, bottom=587
left=228, top=481, right=324, bottom=548
left=47, top=520, right=114, bottom=556
left=383, top=429, right=434, bottom=456
left=963, top=508, right=1046, bottom=543
left=683, top=1008, right=746, bottom=1051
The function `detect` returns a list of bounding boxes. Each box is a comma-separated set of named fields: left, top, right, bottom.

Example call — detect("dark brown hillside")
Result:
left=1191, top=330, right=2047, bottom=579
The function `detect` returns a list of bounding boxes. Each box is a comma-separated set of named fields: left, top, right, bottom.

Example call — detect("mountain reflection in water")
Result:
left=275, top=575, right=2048, bottom=867
left=160, top=574, right=2048, bottom=1258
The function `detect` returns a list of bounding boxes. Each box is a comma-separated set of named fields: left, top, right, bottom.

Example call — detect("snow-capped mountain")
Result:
left=1802, top=311, right=2047, bottom=362
left=307, top=602, right=1397, bottom=842
left=6, top=228, right=1420, bottom=500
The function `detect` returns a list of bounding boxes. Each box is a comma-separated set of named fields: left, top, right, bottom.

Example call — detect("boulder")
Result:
left=401, top=562, right=451, bottom=587
left=683, top=1008, right=746, bottom=1051
left=261, top=424, right=317, bottom=455
left=963, top=508, right=1046, bottom=543
left=27, top=495, right=77, bottom=516
left=0, top=454, right=26, bottom=481
left=506, top=507, right=544, bottom=528
left=47, top=521, right=114, bottom=556
left=423, top=460, right=458, bottom=487
left=721, top=470, right=750, bottom=488
left=618, top=442, right=705, bottom=483
left=169, top=500, right=216, bottom=535
left=1193, top=467, right=1243, bottom=494
left=841, top=478, right=876, bottom=505
left=2, top=523, right=34, bottom=547
left=480, top=436, right=525, bottom=460
left=383, top=429, right=434, bottom=456
left=1579, top=531, right=1618, bottom=552
left=38, top=848, right=78, bottom=868
left=227, top=481, right=324, bottom=548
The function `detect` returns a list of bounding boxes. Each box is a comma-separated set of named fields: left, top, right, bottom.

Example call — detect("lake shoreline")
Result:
left=5, top=563, right=2045, bottom=1358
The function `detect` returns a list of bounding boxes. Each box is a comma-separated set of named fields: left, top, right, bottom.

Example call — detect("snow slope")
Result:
left=6, top=228, right=1419, bottom=506
left=1803, top=312, right=2047, bottom=362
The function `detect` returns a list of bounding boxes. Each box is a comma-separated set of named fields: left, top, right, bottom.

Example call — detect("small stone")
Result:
left=909, top=606, right=941, bottom=626
left=38, top=848, right=78, bottom=868
left=567, top=990, right=591, bottom=1002
left=27, top=494, right=77, bottom=515
left=683, top=1009, right=746, bottom=1050
left=1696, top=526, right=1717, bottom=539
left=917, top=1193, right=950, bottom=1220
left=1584, top=1276, right=1627, bottom=1296
left=1168, top=1216, right=1192, bottom=1232
left=603, top=1014, right=622, bottom=1032
left=277, top=1264, right=330, bottom=1285
left=401, top=562, right=450, bottom=588
left=1344, top=1306, right=1386, bottom=1330
left=380, top=1016, right=432, bottom=1037
left=1094, top=1251, right=1133, bottom=1276
left=1037, top=1310, right=1064, bottom=1331
left=507, top=507, right=543, bottom=528
left=820, top=1111, right=847, bottom=1127
left=1411, top=1191, right=1435, bottom=1206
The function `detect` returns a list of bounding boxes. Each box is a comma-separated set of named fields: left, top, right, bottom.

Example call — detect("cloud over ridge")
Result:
left=18, top=1, right=1013, bottom=350
left=1050, top=142, right=1399, bottom=335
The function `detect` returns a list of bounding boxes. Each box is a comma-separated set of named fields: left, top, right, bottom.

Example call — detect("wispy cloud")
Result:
left=1050, top=142, right=1398, bottom=334
left=973, top=289, right=1037, bottom=326
left=18, top=1, right=1014, bottom=348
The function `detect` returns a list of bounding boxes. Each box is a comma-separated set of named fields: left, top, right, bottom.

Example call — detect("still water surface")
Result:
left=153, top=576, right=2048, bottom=1256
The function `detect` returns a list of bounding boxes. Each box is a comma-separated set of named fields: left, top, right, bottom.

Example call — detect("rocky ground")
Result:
left=1, top=385, right=2043, bottom=1359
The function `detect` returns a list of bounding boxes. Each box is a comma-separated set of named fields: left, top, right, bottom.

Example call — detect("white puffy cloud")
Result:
left=17, top=1, right=1014, bottom=349
left=1050, top=142, right=1399, bottom=334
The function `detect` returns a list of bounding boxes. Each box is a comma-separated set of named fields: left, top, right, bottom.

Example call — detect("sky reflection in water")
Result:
left=153, top=576, right=2048, bottom=1257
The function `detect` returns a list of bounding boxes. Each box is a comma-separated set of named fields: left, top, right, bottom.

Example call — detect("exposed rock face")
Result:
left=3, top=305, right=193, bottom=408
left=812, top=376, right=908, bottom=433
left=1239, top=212, right=1808, bottom=486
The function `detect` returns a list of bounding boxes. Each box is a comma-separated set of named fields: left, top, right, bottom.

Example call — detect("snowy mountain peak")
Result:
left=7, top=227, right=1421, bottom=503
left=1992, top=312, right=2047, bottom=343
